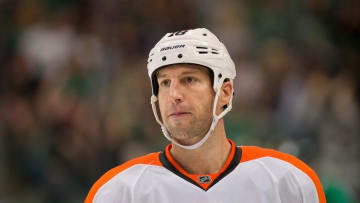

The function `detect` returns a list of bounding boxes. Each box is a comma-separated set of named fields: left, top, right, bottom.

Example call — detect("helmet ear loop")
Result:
left=151, top=95, right=172, bottom=142
left=212, top=78, right=234, bottom=121
left=213, top=78, right=225, bottom=115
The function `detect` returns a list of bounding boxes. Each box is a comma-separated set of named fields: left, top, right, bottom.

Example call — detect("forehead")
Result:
left=156, top=64, right=210, bottom=78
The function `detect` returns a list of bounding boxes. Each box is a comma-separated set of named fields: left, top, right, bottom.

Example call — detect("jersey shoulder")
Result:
left=240, top=145, right=306, bottom=165
left=240, top=146, right=315, bottom=176
left=240, top=146, right=326, bottom=203
left=85, top=152, right=162, bottom=203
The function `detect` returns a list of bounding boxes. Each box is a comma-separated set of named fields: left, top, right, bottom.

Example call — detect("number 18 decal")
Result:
left=168, top=30, right=188, bottom=37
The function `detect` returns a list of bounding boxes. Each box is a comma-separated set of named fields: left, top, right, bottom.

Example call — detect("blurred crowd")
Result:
left=0, top=0, right=359, bottom=202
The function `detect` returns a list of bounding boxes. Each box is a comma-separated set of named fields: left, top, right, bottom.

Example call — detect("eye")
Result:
left=184, top=77, right=196, bottom=84
left=160, top=79, right=170, bottom=87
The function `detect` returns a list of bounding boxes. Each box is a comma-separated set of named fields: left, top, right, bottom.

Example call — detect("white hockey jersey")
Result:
left=85, top=140, right=326, bottom=203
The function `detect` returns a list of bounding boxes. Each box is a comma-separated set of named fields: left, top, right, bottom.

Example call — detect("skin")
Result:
left=157, top=64, right=233, bottom=174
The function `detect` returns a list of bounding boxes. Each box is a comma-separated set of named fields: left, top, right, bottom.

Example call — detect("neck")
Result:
left=170, top=120, right=231, bottom=174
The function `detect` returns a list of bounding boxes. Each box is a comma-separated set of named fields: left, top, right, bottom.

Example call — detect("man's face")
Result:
left=157, top=64, right=215, bottom=144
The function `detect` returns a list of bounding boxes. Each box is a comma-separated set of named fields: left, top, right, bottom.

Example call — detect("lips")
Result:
left=168, top=111, right=191, bottom=118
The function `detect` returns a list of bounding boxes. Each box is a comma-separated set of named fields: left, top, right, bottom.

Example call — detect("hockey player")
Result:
left=85, top=28, right=326, bottom=203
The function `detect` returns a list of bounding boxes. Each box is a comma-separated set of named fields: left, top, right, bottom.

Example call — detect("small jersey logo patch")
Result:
left=198, top=175, right=212, bottom=184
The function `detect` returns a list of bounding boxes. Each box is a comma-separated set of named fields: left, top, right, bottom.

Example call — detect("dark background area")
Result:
left=0, top=0, right=359, bottom=202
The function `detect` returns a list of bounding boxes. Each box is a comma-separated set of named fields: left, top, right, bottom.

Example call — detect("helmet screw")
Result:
left=218, top=73, right=222, bottom=78
left=178, top=54, right=183, bottom=58
left=203, top=33, right=207, bottom=36
left=162, top=56, right=167, bottom=61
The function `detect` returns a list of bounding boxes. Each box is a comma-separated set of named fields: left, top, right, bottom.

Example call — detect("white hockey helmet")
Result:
left=147, top=28, right=236, bottom=150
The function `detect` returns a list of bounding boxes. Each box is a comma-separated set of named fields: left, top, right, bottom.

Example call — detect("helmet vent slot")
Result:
left=196, top=46, right=219, bottom=55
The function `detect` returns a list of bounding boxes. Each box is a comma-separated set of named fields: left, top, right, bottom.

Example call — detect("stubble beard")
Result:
left=165, top=108, right=213, bottom=145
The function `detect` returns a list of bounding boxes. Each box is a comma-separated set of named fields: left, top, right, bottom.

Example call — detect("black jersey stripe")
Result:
left=206, top=146, right=242, bottom=190
left=159, top=151, right=203, bottom=189
left=158, top=145, right=242, bottom=191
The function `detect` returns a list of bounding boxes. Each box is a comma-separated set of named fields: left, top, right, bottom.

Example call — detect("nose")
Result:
left=169, top=79, right=183, bottom=104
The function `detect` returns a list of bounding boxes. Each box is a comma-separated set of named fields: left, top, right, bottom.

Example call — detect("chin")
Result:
left=169, top=127, right=200, bottom=139
left=167, top=121, right=187, bottom=130
left=168, top=129, right=190, bottom=139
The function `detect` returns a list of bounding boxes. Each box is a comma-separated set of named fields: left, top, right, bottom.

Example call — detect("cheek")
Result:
left=157, top=95, right=167, bottom=118
left=194, top=93, right=214, bottom=114
left=204, top=93, right=215, bottom=113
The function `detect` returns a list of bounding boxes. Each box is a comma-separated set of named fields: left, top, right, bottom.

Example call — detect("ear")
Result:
left=216, top=80, right=233, bottom=114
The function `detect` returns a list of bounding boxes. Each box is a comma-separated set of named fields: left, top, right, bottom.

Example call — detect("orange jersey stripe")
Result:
left=84, top=152, right=162, bottom=203
left=240, top=146, right=326, bottom=203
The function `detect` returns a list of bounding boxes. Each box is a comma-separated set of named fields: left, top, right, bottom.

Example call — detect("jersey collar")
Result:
left=159, top=139, right=242, bottom=191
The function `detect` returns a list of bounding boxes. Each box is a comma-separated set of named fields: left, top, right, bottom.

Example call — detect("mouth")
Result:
left=168, top=112, right=191, bottom=118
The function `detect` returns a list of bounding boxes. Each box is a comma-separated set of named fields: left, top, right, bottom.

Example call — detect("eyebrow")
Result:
left=157, top=70, right=201, bottom=79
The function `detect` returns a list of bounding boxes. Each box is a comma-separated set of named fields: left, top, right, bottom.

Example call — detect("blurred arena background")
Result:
left=0, top=0, right=359, bottom=202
